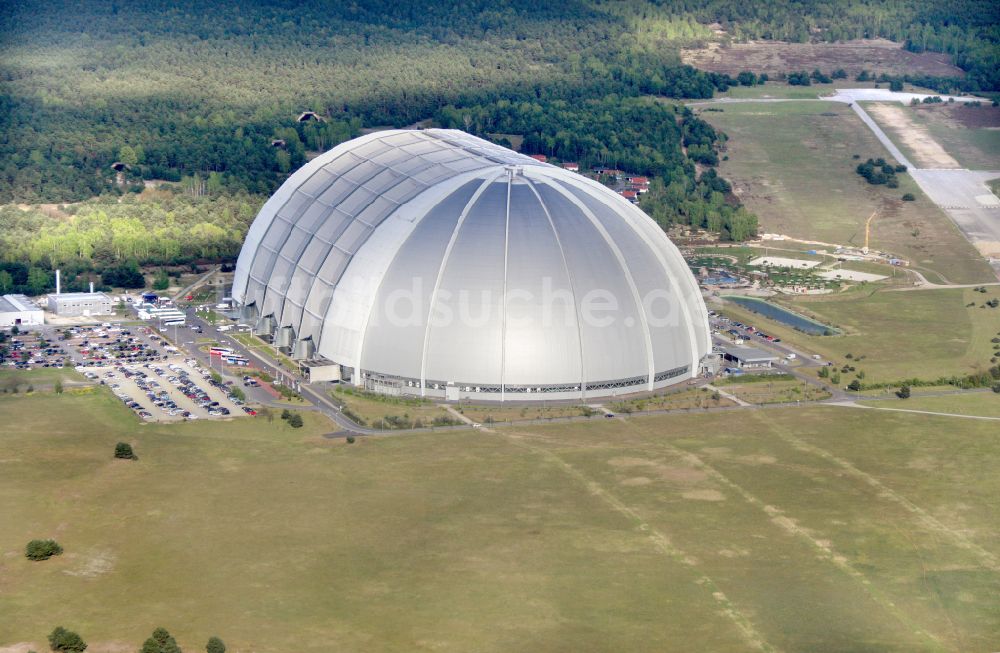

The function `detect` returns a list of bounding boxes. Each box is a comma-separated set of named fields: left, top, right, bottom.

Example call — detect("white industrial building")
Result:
left=48, top=292, right=114, bottom=317
left=0, top=294, right=44, bottom=327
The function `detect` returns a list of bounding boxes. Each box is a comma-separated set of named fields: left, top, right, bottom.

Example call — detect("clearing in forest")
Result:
left=682, top=38, right=965, bottom=78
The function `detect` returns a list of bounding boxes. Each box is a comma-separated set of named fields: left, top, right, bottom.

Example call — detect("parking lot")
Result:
left=1, top=327, right=72, bottom=369
left=81, top=357, right=249, bottom=422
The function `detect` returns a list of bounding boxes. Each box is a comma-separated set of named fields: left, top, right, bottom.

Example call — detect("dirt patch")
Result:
left=682, top=39, right=964, bottom=78
left=682, top=489, right=726, bottom=501
left=739, top=454, right=778, bottom=465
left=63, top=549, right=116, bottom=578
left=620, top=476, right=653, bottom=486
left=607, top=456, right=659, bottom=468
left=920, top=103, right=1000, bottom=130
left=867, top=103, right=960, bottom=168
left=0, top=644, right=38, bottom=653
left=608, top=456, right=708, bottom=484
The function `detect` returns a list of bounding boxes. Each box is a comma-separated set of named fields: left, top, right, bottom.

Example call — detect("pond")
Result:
left=722, top=295, right=837, bottom=336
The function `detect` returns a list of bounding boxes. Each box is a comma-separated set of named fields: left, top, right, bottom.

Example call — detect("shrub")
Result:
left=141, top=628, right=181, bottom=653
left=54, top=379, right=63, bottom=394
left=346, top=435, right=356, bottom=444
left=896, top=385, right=911, bottom=399
left=26, top=539, right=63, bottom=561
left=114, top=442, right=137, bottom=460
left=902, top=193, right=916, bottom=201
left=205, top=637, right=225, bottom=653
left=287, top=413, right=303, bottom=428
left=280, top=408, right=291, bottom=420
left=48, top=627, right=87, bottom=653
left=847, top=379, right=862, bottom=391
left=993, top=383, right=1000, bottom=393
left=341, top=408, right=366, bottom=426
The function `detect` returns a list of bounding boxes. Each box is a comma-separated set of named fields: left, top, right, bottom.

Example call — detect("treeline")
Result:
left=0, top=193, right=260, bottom=294
left=436, top=96, right=757, bottom=241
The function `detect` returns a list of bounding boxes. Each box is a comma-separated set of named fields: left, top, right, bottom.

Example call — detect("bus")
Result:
left=209, top=347, right=234, bottom=357
left=225, top=355, right=249, bottom=367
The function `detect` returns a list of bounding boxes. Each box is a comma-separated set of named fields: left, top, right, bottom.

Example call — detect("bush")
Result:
left=287, top=413, right=303, bottom=428
left=114, top=442, right=137, bottom=460
left=847, top=379, right=862, bottom=391
left=346, top=435, right=356, bottom=444
left=48, top=627, right=87, bottom=653
left=141, top=628, right=181, bottom=653
left=896, top=385, right=911, bottom=399
left=205, top=637, right=225, bottom=653
left=993, top=383, right=1000, bottom=393
left=280, top=408, right=291, bottom=420
left=902, top=193, right=916, bottom=201
left=26, top=539, right=63, bottom=561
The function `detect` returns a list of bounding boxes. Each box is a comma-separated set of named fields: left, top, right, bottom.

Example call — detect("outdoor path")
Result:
left=887, top=268, right=1000, bottom=290
left=704, top=383, right=750, bottom=407
left=831, top=400, right=1000, bottom=421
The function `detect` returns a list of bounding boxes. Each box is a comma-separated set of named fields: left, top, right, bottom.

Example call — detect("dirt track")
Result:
left=867, top=103, right=960, bottom=168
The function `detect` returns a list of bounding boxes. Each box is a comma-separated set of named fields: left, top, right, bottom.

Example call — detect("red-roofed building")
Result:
left=626, top=175, right=649, bottom=185
left=528, top=154, right=547, bottom=163
left=562, top=162, right=579, bottom=172
left=620, top=190, right=638, bottom=202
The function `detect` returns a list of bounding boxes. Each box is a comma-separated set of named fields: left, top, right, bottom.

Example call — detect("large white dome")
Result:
left=233, top=129, right=710, bottom=401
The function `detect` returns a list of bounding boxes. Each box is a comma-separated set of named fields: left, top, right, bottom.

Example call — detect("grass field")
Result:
left=859, top=391, right=1000, bottom=418
left=0, top=366, right=84, bottom=391
left=2, top=389, right=998, bottom=652
left=457, top=401, right=593, bottom=424
left=713, top=286, right=1000, bottom=383
left=331, top=386, right=459, bottom=428
left=714, top=374, right=831, bottom=404
left=610, top=386, right=736, bottom=413
left=863, top=102, right=1000, bottom=170
left=700, top=100, right=994, bottom=284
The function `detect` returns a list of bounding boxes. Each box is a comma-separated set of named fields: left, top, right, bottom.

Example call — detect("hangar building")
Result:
left=0, top=294, right=44, bottom=327
left=233, top=130, right=710, bottom=401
